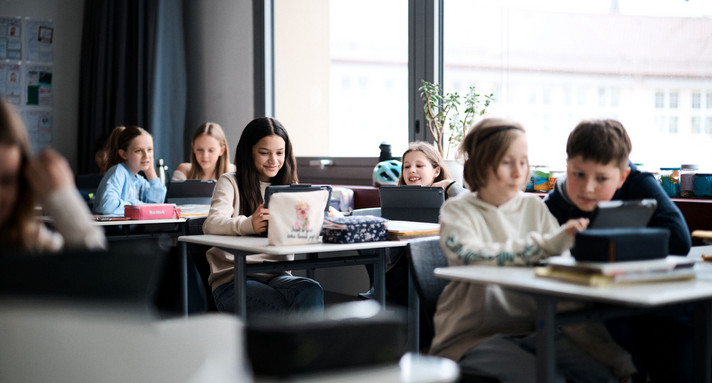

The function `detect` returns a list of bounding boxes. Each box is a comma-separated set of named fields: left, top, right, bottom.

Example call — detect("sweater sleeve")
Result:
left=140, top=176, right=167, bottom=203
left=203, top=174, right=255, bottom=235
left=439, top=196, right=573, bottom=267
left=171, top=169, right=187, bottom=181
left=44, top=188, right=107, bottom=250
left=94, top=167, right=133, bottom=215
left=626, top=173, right=691, bottom=255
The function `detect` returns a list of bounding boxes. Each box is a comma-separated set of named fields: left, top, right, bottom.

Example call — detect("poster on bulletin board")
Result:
left=0, top=17, right=23, bottom=60
left=25, top=65, right=52, bottom=106
left=0, top=62, right=22, bottom=105
left=21, top=109, right=52, bottom=153
left=25, top=19, right=53, bottom=62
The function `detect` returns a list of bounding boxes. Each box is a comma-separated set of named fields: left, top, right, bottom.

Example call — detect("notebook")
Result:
left=165, top=180, right=217, bottom=205
left=379, top=185, right=445, bottom=223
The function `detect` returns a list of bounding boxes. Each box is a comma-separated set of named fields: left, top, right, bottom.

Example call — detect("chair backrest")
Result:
left=406, top=236, right=450, bottom=349
left=184, top=217, right=217, bottom=312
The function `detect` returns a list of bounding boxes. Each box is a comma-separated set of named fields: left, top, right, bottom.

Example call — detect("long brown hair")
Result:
left=188, top=122, right=230, bottom=179
left=0, top=100, right=43, bottom=251
left=397, top=141, right=451, bottom=186
left=234, top=117, right=297, bottom=216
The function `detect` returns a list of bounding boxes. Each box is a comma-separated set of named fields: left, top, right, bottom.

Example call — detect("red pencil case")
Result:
left=124, top=203, right=181, bottom=220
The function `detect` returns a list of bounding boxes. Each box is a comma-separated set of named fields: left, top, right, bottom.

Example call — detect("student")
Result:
left=429, top=118, right=633, bottom=382
left=202, top=117, right=324, bottom=319
left=544, top=119, right=691, bottom=255
left=93, top=126, right=167, bottom=215
left=544, top=119, right=693, bottom=382
left=0, top=100, right=105, bottom=252
left=398, top=141, right=465, bottom=197
left=372, top=141, right=467, bottom=301
left=172, top=122, right=236, bottom=181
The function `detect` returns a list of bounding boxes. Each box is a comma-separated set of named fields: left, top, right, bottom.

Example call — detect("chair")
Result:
left=184, top=217, right=217, bottom=312
left=406, top=237, right=499, bottom=383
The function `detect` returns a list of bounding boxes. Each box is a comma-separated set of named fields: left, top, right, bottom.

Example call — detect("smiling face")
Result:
left=565, top=155, right=629, bottom=212
left=402, top=150, right=441, bottom=186
left=0, top=144, right=20, bottom=227
left=252, top=134, right=285, bottom=182
left=477, top=133, right=529, bottom=206
left=119, top=134, right=154, bottom=175
left=193, top=134, right=225, bottom=176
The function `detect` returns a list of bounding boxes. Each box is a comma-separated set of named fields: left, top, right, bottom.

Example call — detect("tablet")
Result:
left=379, top=185, right=445, bottom=223
left=588, top=198, right=657, bottom=229
left=264, top=184, right=333, bottom=214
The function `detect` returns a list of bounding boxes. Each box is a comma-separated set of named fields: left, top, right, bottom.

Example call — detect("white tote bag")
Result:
left=267, top=190, right=329, bottom=246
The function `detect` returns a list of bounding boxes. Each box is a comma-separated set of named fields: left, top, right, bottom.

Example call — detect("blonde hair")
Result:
left=188, top=122, right=230, bottom=179
left=461, top=118, right=527, bottom=192
left=397, top=141, right=451, bottom=186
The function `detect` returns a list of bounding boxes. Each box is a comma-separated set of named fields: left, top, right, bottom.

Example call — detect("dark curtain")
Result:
left=77, top=0, right=186, bottom=174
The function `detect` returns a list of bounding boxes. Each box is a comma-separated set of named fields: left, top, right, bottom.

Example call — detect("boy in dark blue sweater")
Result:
left=545, top=119, right=693, bottom=382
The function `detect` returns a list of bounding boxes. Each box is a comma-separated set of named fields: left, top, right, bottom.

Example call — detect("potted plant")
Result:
left=419, top=80, right=494, bottom=159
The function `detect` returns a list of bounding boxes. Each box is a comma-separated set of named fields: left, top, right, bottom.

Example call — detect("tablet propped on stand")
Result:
left=588, top=198, right=657, bottom=229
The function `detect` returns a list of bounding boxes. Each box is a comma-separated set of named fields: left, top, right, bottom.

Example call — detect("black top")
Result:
left=544, top=162, right=692, bottom=255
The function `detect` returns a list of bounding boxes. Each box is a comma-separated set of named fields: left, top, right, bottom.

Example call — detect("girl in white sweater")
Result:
left=430, top=118, right=634, bottom=382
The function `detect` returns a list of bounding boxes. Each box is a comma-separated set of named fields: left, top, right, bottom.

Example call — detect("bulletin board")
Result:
left=0, top=16, right=54, bottom=153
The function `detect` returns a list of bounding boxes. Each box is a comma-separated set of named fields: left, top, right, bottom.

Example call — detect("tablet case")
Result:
left=572, top=227, right=670, bottom=262
left=165, top=180, right=216, bottom=205
left=246, top=302, right=406, bottom=377
left=379, top=185, right=445, bottom=223
left=264, top=184, right=332, bottom=214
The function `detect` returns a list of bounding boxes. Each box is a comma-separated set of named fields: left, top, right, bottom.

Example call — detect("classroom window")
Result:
left=272, top=0, right=408, bottom=158
left=443, top=0, right=712, bottom=169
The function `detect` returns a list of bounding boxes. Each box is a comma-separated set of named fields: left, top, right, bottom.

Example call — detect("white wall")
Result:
left=0, top=0, right=84, bottom=169
left=183, top=0, right=254, bottom=158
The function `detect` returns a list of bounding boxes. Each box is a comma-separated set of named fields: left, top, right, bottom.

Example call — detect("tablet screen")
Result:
left=588, top=199, right=657, bottom=229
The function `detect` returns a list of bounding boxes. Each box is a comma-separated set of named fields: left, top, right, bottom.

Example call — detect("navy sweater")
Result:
left=544, top=163, right=691, bottom=255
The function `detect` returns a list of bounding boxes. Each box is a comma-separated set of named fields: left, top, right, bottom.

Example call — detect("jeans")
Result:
left=213, top=274, right=324, bottom=321
left=459, top=333, right=618, bottom=383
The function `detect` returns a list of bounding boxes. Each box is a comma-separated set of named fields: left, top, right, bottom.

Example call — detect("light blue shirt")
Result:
left=93, top=163, right=167, bottom=215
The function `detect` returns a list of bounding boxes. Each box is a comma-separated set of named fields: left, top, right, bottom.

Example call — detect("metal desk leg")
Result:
left=535, top=296, right=557, bottom=383
left=694, top=300, right=712, bottom=383
left=179, top=241, right=188, bottom=316
left=306, top=253, right=317, bottom=279
left=408, top=268, right=420, bottom=352
left=234, top=254, right=247, bottom=320
left=374, top=248, right=387, bottom=307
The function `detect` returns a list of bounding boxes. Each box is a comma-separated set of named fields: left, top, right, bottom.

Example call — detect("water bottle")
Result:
left=378, top=142, right=392, bottom=161
left=157, top=158, right=167, bottom=185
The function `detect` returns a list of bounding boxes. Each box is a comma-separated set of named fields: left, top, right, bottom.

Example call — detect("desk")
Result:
left=96, top=218, right=191, bottom=315
left=434, top=264, right=712, bottom=383
left=177, top=235, right=408, bottom=319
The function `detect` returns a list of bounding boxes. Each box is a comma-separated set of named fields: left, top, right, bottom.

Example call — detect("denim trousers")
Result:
left=213, top=274, right=324, bottom=321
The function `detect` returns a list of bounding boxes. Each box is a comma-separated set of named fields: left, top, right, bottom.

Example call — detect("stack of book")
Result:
left=386, top=220, right=439, bottom=241
left=534, top=255, right=696, bottom=286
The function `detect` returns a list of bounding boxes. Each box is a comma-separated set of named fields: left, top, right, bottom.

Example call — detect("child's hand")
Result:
left=251, top=203, right=269, bottom=234
left=563, top=217, right=589, bottom=236
left=328, top=206, right=344, bottom=217
left=25, top=149, right=74, bottom=202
